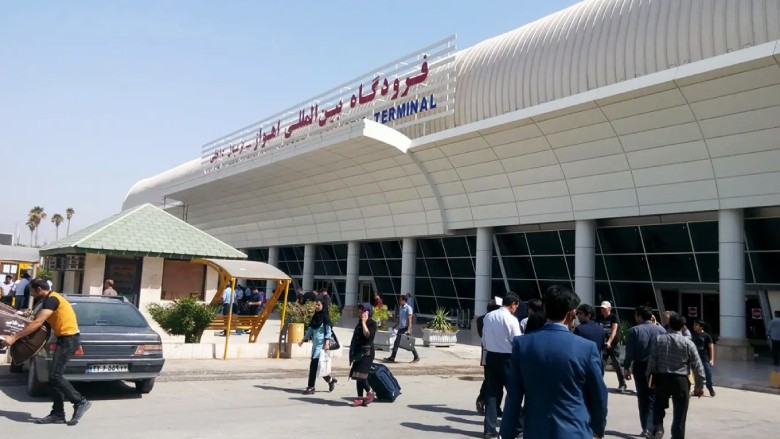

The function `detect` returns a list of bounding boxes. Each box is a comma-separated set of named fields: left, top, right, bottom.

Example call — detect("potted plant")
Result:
left=372, top=305, right=395, bottom=351
left=147, top=296, right=219, bottom=343
left=422, top=308, right=458, bottom=347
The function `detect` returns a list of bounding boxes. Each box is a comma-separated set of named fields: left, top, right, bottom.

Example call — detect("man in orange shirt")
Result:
left=2, top=278, right=92, bottom=425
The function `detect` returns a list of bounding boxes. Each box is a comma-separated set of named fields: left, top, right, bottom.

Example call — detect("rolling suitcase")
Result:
left=368, top=363, right=401, bottom=402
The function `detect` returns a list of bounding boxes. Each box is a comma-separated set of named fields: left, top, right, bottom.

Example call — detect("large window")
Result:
left=161, top=259, right=205, bottom=301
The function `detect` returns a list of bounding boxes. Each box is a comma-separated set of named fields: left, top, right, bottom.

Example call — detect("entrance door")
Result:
left=104, top=256, right=143, bottom=306
left=679, top=291, right=720, bottom=334
left=359, top=281, right=373, bottom=304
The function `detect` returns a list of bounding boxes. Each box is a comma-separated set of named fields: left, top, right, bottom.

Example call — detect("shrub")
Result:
left=424, top=308, right=457, bottom=332
left=147, top=296, right=218, bottom=343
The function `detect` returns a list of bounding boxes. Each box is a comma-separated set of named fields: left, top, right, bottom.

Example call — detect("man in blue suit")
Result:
left=500, top=285, right=608, bottom=439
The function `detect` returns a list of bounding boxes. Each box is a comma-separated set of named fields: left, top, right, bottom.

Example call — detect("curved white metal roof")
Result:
left=125, top=0, right=780, bottom=207
left=403, top=0, right=780, bottom=138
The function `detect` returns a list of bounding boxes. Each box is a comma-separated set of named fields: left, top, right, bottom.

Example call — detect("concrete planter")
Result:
left=421, top=328, right=458, bottom=347
left=374, top=331, right=396, bottom=351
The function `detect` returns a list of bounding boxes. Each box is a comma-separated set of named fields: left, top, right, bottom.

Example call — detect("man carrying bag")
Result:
left=384, top=295, right=420, bottom=364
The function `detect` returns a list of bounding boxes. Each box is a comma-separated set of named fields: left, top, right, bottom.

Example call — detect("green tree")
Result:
left=51, top=213, right=64, bottom=240
left=147, top=296, right=219, bottom=343
left=26, top=220, right=35, bottom=247
left=66, top=207, right=75, bottom=236
left=29, top=206, right=46, bottom=246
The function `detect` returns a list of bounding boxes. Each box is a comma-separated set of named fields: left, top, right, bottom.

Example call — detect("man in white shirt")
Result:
left=221, top=285, right=234, bottom=316
left=481, top=292, right=521, bottom=438
left=0, top=275, right=14, bottom=306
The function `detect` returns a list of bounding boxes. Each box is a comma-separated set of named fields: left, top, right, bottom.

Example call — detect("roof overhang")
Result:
left=192, top=258, right=291, bottom=281
left=0, top=245, right=40, bottom=263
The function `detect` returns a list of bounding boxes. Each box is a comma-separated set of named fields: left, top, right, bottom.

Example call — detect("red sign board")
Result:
left=687, top=307, right=698, bottom=318
left=751, top=308, right=762, bottom=320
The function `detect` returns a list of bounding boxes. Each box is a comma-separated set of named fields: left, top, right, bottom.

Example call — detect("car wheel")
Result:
left=27, top=360, right=48, bottom=397
left=9, top=362, right=24, bottom=373
left=135, top=378, right=155, bottom=394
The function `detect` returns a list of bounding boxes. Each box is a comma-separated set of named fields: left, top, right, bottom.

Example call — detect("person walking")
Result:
left=768, top=311, right=780, bottom=366
left=2, top=279, right=92, bottom=425
left=662, top=311, right=692, bottom=338
left=574, top=304, right=605, bottom=350
left=647, top=313, right=705, bottom=439
left=475, top=298, right=502, bottom=416
left=481, top=292, right=521, bottom=438
left=599, top=300, right=628, bottom=393
left=500, top=285, right=608, bottom=439
left=14, top=272, right=30, bottom=310
left=298, top=298, right=337, bottom=395
left=691, top=320, right=716, bottom=397
left=622, top=306, right=667, bottom=439
left=383, top=294, right=420, bottom=364
left=349, top=302, right=377, bottom=406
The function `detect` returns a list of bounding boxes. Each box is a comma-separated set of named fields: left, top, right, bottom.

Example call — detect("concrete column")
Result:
left=83, top=253, right=106, bottom=295
left=265, top=246, right=279, bottom=298
left=718, top=209, right=753, bottom=361
left=475, top=227, right=493, bottom=317
left=344, top=241, right=360, bottom=318
left=575, top=220, right=596, bottom=306
left=401, top=238, right=416, bottom=297
left=302, top=244, right=315, bottom=292
left=63, top=270, right=77, bottom=294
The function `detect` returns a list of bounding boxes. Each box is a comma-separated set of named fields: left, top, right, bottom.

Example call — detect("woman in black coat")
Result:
left=349, top=302, right=377, bottom=406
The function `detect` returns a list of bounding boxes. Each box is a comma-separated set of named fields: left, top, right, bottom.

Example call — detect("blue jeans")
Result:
left=702, top=358, right=714, bottom=391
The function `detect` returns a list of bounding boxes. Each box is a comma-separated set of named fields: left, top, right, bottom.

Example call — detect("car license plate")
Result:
left=86, top=364, right=128, bottom=373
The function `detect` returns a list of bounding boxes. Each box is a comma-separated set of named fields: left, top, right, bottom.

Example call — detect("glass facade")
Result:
left=245, top=216, right=780, bottom=336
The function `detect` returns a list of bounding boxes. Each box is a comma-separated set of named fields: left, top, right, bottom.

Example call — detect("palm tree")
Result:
left=26, top=220, right=35, bottom=246
left=29, top=206, right=46, bottom=246
left=51, top=213, right=64, bottom=240
left=66, top=207, right=75, bottom=236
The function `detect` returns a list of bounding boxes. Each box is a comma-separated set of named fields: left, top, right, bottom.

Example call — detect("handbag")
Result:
left=317, top=352, right=332, bottom=378
left=328, top=326, right=340, bottom=351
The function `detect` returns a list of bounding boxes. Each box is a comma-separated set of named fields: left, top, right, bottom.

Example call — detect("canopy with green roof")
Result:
left=40, top=203, right=246, bottom=260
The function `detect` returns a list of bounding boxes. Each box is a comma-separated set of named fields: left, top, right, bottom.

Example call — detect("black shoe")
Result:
left=653, top=429, right=665, bottom=439
left=476, top=400, right=485, bottom=415
left=303, top=387, right=315, bottom=395
left=709, top=388, right=716, bottom=397
left=383, top=357, right=395, bottom=363
left=67, top=400, right=91, bottom=426
left=639, top=431, right=653, bottom=439
left=35, top=413, right=66, bottom=424
left=328, top=378, right=338, bottom=392
left=411, top=358, right=420, bottom=363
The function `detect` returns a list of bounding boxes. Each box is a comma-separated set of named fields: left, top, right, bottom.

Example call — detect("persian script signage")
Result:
left=202, top=35, right=457, bottom=173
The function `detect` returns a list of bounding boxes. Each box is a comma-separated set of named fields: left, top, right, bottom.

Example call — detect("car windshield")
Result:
left=70, top=302, right=148, bottom=327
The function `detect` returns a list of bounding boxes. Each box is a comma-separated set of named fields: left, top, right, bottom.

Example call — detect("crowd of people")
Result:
left=478, top=286, right=710, bottom=439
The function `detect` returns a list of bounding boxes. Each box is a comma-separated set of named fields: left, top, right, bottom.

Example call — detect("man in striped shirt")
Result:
left=646, top=313, right=704, bottom=439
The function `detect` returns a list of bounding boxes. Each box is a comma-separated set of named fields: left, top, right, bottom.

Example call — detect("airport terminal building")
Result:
left=125, top=0, right=780, bottom=359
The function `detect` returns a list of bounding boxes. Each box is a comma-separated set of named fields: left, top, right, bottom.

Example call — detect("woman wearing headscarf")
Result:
left=298, top=298, right=336, bottom=395
left=349, top=302, right=377, bottom=406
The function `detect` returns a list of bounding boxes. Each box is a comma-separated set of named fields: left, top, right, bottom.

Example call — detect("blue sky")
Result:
left=0, top=0, right=581, bottom=245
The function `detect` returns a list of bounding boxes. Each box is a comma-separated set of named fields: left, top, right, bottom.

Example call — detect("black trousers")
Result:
left=483, top=352, right=512, bottom=435
left=307, top=357, right=332, bottom=388
left=477, top=365, right=503, bottom=409
left=50, top=335, right=84, bottom=416
left=772, top=338, right=780, bottom=366
left=389, top=329, right=419, bottom=360
left=603, top=344, right=626, bottom=387
left=632, top=361, right=655, bottom=433
left=0, top=295, right=12, bottom=306
left=652, top=374, right=690, bottom=439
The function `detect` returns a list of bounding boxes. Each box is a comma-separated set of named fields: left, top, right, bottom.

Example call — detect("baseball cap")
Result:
left=600, top=301, right=612, bottom=308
